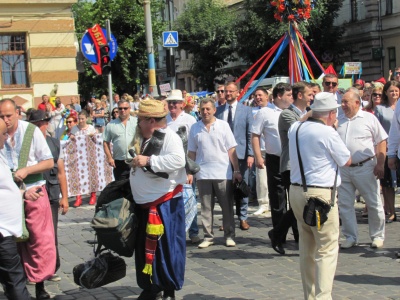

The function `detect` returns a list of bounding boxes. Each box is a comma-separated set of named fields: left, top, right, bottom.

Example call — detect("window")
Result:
left=388, top=47, right=396, bottom=73
left=386, top=0, right=393, bottom=15
left=0, top=34, right=28, bottom=88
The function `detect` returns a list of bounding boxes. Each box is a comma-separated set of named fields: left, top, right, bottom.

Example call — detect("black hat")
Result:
left=28, top=109, right=51, bottom=123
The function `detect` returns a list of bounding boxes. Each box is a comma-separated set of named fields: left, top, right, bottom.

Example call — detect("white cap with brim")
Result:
left=166, top=89, right=184, bottom=101
left=310, top=92, right=340, bottom=112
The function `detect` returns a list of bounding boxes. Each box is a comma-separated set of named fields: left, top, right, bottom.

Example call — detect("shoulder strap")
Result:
left=295, top=122, right=307, bottom=192
left=18, top=123, right=36, bottom=169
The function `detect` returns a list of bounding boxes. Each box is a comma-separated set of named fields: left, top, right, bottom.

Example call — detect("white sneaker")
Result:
left=340, top=239, right=357, bottom=249
left=226, top=238, right=236, bottom=247
left=198, top=240, right=214, bottom=249
left=190, top=235, right=201, bottom=244
left=48, top=274, right=61, bottom=282
left=371, top=239, right=384, bottom=248
left=253, top=205, right=269, bottom=216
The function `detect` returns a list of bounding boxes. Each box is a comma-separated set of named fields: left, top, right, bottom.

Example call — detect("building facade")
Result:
left=334, top=0, right=400, bottom=81
left=0, top=0, right=78, bottom=108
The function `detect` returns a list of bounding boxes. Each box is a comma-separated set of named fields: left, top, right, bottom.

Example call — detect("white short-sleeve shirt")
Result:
left=251, top=104, right=282, bottom=156
left=289, top=121, right=350, bottom=187
left=166, top=111, right=196, bottom=133
left=337, top=109, right=388, bottom=163
left=188, top=119, right=237, bottom=180
left=0, top=156, right=23, bottom=238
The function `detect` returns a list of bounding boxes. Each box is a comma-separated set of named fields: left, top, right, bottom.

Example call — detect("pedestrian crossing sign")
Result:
left=163, top=31, right=179, bottom=48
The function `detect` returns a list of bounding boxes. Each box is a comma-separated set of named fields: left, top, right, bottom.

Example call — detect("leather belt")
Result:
left=291, top=183, right=333, bottom=190
left=349, top=156, right=374, bottom=167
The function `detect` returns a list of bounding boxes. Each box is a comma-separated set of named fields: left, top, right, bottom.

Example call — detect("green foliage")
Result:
left=73, top=0, right=167, bottom=99
left=174, top=0, right=237, bottom=91
left=235, top=0, right=345, bottom=77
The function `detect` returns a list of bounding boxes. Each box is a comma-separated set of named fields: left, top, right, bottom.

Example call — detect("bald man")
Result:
left=337, top=91, right=387, bottom=249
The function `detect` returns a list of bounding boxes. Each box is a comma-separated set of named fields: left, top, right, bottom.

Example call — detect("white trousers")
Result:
left=290, top=186, right=339, bottom=300
left=256, top=151, right=269, bottom=206
left=338, top=159, right=385, bottom=243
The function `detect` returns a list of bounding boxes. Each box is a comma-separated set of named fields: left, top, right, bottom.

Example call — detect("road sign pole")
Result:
left=106, top=19, right=113, bottom=110
left=170, top=48, right=175, bottom=89
left=143, top=0, right=159, bottom=97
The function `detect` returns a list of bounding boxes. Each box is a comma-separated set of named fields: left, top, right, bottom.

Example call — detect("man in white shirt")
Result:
left=189, top=98, right=242, bottom=248
left=215, top=82, right=254, bottom=230
left=337, top=91, right=387, bottom=249
left=288, top=93, right=351, bottom=300
left=165, top=89, right=200, bottom=244
left=251, top=83, right=293, bottom=254
left=129, top=99, right=187, bottom=300
left=0, top=98, right=55, bottom=299
left=251, top=88, right=271, bottom=216
left=267, top=82, right=314, bottom=254
left=0, top=117, right=44, bottom=300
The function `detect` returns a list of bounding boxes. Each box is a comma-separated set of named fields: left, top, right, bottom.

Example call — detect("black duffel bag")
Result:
left=73, top=252, right=126, bottom=289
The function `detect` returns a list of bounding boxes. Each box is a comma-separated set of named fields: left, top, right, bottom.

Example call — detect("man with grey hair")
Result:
left=288, top=92, right=351, bottom=299
left=337, top=91, right=387, bottom=249
left=189, top=98, right=242, bottom=248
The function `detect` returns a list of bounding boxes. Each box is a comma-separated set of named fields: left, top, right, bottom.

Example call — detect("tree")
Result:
left=73, top=0, right=166, bottom=99
left=235, top=0, right=345, bottom=78
left=174, top=0, right=237, bottom=91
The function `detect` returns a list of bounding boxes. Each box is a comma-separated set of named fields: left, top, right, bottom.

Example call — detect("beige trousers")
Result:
left=289, top=185, right=339, bottom=300
left=256, top=151, right=269, bottom=206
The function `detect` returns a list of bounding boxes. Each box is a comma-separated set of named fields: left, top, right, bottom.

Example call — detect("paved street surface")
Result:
left=1, top=196, right=399, bottom=300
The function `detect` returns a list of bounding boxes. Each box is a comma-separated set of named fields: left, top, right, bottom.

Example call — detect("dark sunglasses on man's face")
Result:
left=324, top=81, right=338, bottom=87
left=168, top=101, right=182, bottom=105
left=216, top=90, right=225, bottom=94
left=118, top=107, right=129, bottom=110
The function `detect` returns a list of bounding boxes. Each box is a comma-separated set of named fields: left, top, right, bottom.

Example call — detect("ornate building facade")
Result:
left=0, top=0, right=78, bottom=108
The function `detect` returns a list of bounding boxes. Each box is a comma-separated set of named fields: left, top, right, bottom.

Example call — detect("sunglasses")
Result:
left=372, top=93, right=382, bottom=97
left=216, top=90, right=225, bottom=93
left=118, top=107, right=129, bottom=110
left=324, top=82, right=338, bottom=87
left=168, top=101, right=182, bottom=105
left=66, top=121, right=74, bottom=124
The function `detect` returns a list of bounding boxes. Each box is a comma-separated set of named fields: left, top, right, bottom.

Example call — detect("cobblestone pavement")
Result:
left=1, top=196, right=399, bottom=300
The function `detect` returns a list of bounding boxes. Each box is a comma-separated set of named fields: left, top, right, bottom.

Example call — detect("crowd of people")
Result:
left=0, top=70, right=399, bottom=300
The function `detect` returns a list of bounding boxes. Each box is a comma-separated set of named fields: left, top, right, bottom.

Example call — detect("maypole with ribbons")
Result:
left=237, top=0, right=325, bottom=102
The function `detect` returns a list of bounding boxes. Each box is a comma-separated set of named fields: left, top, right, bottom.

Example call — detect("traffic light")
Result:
left=100, top=45, right=111, bottom=75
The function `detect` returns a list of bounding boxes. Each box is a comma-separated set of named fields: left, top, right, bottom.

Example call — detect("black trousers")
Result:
left=0, top=236, right=31, bottom=300
left=265, top=153, right=287, bottom=228
left=272, top=170, right=299, bottom=243
left=114, top=160, right=131, bottom=181
left=50, top=200, right=60, bottom=272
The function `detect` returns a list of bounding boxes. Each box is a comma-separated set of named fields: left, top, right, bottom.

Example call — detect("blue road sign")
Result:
left=163, top=31, right=179, bottom=48
left=81, top=28, right=118, bottom=64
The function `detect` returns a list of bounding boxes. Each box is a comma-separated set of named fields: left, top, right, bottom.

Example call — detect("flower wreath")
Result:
left=61, top=108, right=78, bottom=120
left=269, top=0, right=316, bottom=23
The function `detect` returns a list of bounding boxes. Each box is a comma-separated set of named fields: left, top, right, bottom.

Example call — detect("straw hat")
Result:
left=165, top=90, right=184, bottom=101
left=138, top=99, right=167, bottom=118
left=310, top=92, right=340, bottom=112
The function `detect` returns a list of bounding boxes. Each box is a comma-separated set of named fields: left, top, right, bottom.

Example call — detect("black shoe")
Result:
left=35, top=284, right=50, bottom=300
left=163, top=290, right=175, bottom=300
left=138, top=290, right=162, bottom=300
left=268, top=229, right=285, bottom=255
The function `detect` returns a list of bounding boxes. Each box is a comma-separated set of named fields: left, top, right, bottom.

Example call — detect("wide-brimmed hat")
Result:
left=28, top=109, right=51, bottom=123
left=138, top=100, right=167, bottom=118
left=165, top=90, right=184, bottom=101
left=310, top=92, right=340, bottom=112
